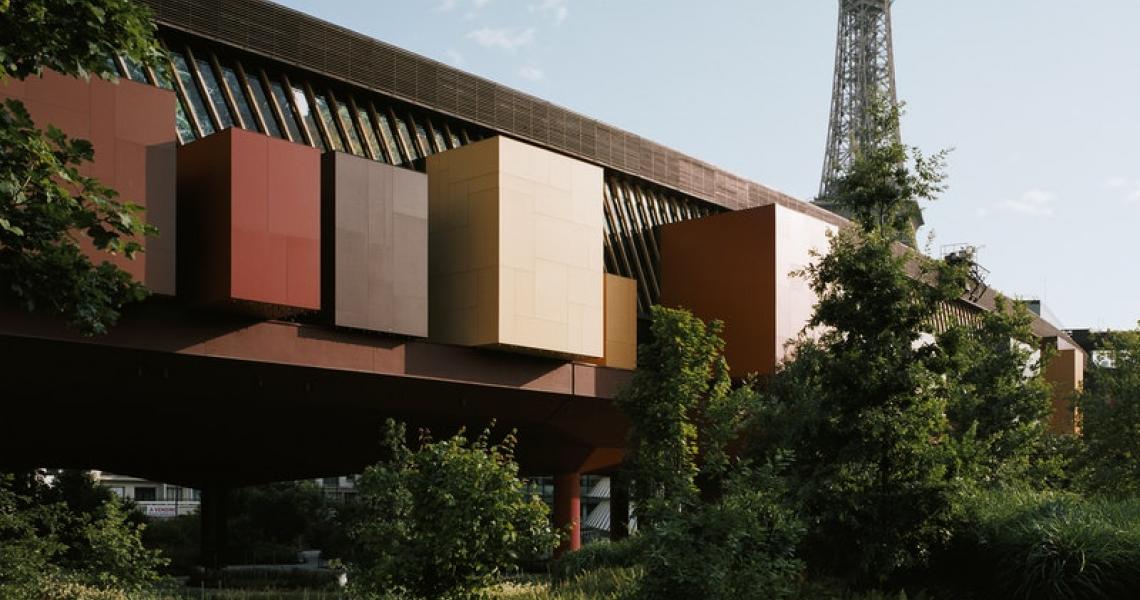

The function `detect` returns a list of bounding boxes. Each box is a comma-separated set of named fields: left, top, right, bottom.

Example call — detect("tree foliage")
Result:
left=758, top=95, right=979, bottom=582
left=940, top=296, right=1054, bottom=484
left=0, top=470, right=166, bottom=597
left=617, top=306, right=804, bottom=600
left=817, top=98, right=948, bottom=247
left=0, top=0, right=162, bottom=334
left=1079, top=326, right=1140, bottom=497
left=348, top=420, right=558, bottom=600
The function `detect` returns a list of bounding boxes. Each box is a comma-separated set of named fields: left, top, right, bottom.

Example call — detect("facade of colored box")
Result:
left=322, top=151, right=428, bottom=337
left=600, top=275, right=638, bottom=370
left=427, top=136, right=605, bottom=359
left=0, top=71, right=177, bottom=295
left=177, top=127, right=321, bottom=314
left=660, top=204, right=835, bottom=377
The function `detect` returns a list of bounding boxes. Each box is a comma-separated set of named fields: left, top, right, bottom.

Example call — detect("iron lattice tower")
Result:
left=817, top=0, right=899, bottom=203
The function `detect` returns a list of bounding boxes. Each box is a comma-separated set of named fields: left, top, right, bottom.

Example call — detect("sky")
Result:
left=274, top=0, right=1140, bottom=331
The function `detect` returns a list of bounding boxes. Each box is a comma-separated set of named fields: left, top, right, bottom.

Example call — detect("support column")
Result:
left=199, top=485, right=230, bottom=569
left=609, top=470, right=630, bottom=542
left=553, top=472, right=581, bottom=556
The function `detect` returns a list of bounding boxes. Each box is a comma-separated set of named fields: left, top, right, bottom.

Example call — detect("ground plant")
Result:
left=346, top=420, right=558, bottom=600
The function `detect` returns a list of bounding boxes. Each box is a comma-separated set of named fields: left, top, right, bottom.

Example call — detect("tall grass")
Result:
left=487, top=567, right=641, bottom=600
left=948, top=488, right=1140, bottom=600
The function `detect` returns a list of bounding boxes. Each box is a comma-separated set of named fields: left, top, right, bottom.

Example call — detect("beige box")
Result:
left=600, top=274, right=638, bottom=370
left=427, top=136, right=604, bottom=358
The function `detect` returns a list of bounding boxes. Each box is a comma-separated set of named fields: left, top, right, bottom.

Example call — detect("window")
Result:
left=446, top=124, right=461, bottom=149
left=395, top=114, right=419, bottom=160
left=221, top=65, right=259, bottom=133
left=171, top=52, right=215, bottom=136
left=245, top=72, right=283, bottom=138
left=290, top=83, right=325, bottom=151
left=374, top=109, right=404, bottom=165
left=108, top=486, right=126, bottom=498
left=322, top=477, right=339, bottom=488
left=270, top=79, right=304, bottom=143
left=412, top=117, right=432, bottom=156
left=312, top=92, right=344, bottom=152
left=356, top=106, right=381, bottom=160
left=429, top=121, right=448, bottom=153
left=120, top=56, right=149, bottom=82
left=194, top=57, right=234, bottom=129
left=134, top=487, right=157, bottom=501
left=334, top=98, right=364, bottom=155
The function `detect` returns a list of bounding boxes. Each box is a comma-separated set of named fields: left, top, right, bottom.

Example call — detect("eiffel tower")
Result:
left=816, top=0, right=919, bottom=229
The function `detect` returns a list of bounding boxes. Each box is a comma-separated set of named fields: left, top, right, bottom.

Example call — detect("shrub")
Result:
left=347, top=420, right=559, bottom=600
left=0, top=471, right=166, bottom=597
left=1079, top=327, right=1140, bottom=497
left=550, top=538, right=642, bottom=584
left=944, top=488, right=1140, bottom=599
left=635, top=467, right=803, bottom=600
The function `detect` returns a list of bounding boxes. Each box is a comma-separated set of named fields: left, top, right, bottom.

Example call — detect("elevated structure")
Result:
left=0, top=0, right=1081, bottom=562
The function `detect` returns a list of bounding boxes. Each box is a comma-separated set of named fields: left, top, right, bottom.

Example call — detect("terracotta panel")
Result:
left=1045, top=346, right=1084, bottom=434
left=0, top=70, right=177, bottom=295
left=178, top=128, right=320, bottom=314
left=321, top=152, right=428, bottom=337
left=661, top=206, right=777, bottom=377
left=598, top=274, right=637, bottom=370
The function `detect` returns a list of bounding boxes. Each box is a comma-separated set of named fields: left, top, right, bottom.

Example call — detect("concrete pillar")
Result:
left=553, top=472, right=581, bottom=556
left=609, top=470, right=630, bottom=542
left=199, top=485, right=230, bottom=569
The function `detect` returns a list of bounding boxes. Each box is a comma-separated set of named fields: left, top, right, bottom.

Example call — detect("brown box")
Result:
left=660, top=204, right=836, bottom=377
left=321, top=152, right=428, bottom=337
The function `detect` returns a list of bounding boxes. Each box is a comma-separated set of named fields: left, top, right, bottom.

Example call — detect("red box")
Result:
left=0, top=71, right=177, bottom=295
left=177, top=128, right=320, bottom=314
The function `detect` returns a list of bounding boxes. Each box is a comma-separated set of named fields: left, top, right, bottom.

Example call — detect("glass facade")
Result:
left=194, top=56, right=234, bottom=129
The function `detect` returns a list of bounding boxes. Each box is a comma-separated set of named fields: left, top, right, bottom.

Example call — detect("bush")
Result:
left=142, top=514, right=200, bottom=575
left=347, top=420, right=559, bottom=600
left=941, top=488, right=1140, bottom=599
left=550, top=538, right=642, bottom=584
left=635, top=470, right=804, bottom=600
left=0, top=471, right=166, bottom=596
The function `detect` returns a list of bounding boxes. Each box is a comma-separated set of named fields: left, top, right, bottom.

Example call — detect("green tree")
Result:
left=348, top=420, right=558, bottom=600
left=617, top=306, right=803, bottom=600
left=816, top=98, right=949, bottom=247
left=0, top=0, right=162, bottom=334
left=765, top=97, right=970, bottom=582
left=1079, top=326, right=1140, bottom=497
left=939, top=296, right=1054, bottom=485
left=0, top=470, right=166, bottom=597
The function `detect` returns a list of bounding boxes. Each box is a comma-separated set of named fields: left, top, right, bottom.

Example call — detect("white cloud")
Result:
left=518, top=64, right=545, bottom=81
left=444, top=48, right=465, bottom=67
left=466, top=27, right=536, bottom=50
left=436, top=0, right=458, bottom=11
left=1105, top=176, right=1140, bottom=204
left=996, top=189, right=1055, bottom=217
left=473, top=0, right=492, bottom=6
left=530, top=0, right=568, bottom=24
